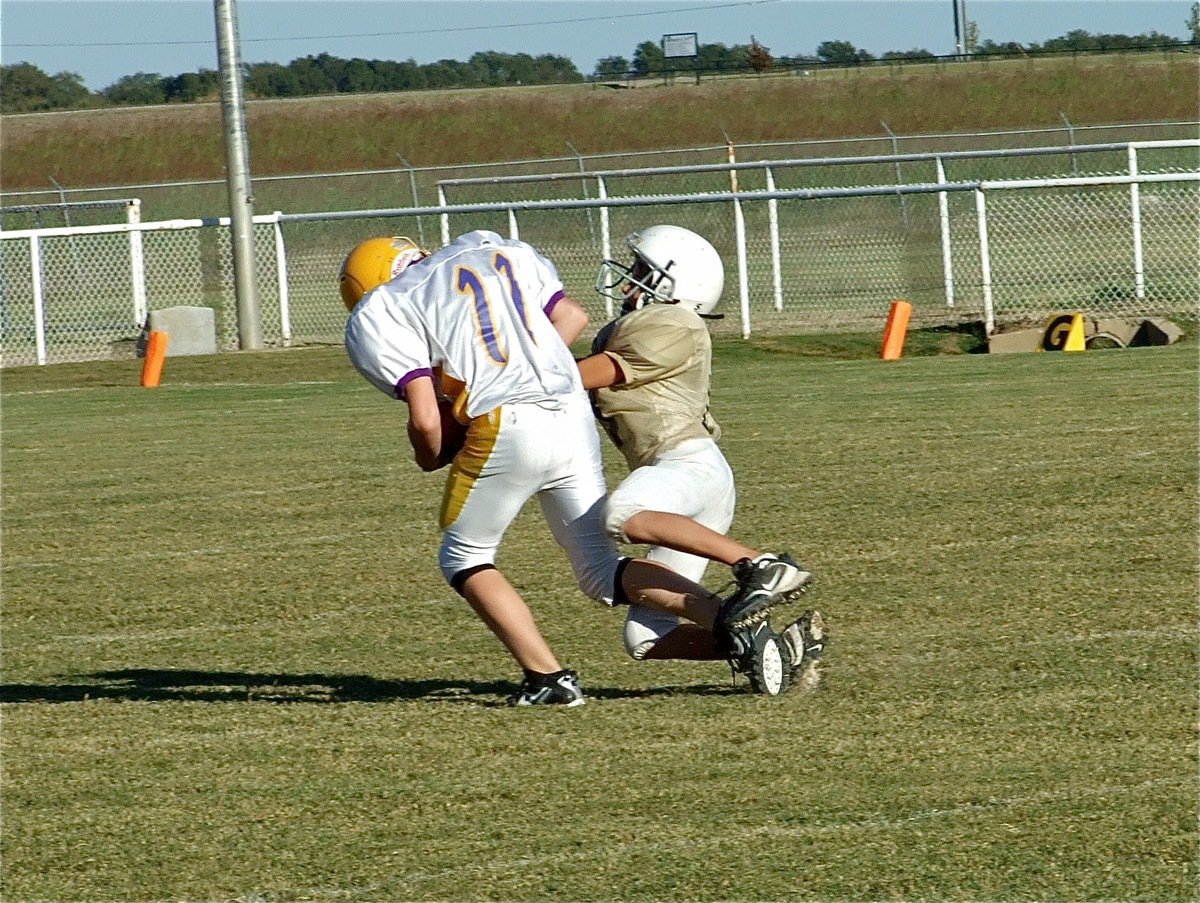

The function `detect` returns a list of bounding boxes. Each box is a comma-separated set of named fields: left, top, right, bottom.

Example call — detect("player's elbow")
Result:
left=551, top=297, right=589, bottom=346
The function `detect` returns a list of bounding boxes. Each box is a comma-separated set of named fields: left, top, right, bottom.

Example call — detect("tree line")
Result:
left=2, top=20, right=1195, bottom=114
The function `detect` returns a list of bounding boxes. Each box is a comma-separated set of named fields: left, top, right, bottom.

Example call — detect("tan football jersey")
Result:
left=590, top=303, right=720, bottom=470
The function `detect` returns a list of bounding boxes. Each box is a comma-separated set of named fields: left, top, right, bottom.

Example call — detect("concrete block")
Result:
left=1092, top=318, right=1142, bottom=347
left=148, top=306, right=218, bottom=357
left=988, top=328, right=1043, bottom=354
left=1130, top=318, right=1183, bottom=347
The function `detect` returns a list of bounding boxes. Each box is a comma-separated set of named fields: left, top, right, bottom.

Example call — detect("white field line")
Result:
left=1, top=380, right=340, bottom=396
left=362, top=776, right=1191, bottom=892
left=18, top=601, right=447, bottom=648
left=14, top=621, right=1192, bottom=652
left=6, top=531, right=370, bottom=569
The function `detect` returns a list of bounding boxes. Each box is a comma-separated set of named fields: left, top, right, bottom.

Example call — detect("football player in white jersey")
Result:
left=578, top=225, right=827, bottom=694
left=341, top=230, right=807, bottom=704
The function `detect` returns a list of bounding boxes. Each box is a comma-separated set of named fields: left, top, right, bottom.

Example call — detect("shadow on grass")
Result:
left=0, top=668, right=739, bottom=706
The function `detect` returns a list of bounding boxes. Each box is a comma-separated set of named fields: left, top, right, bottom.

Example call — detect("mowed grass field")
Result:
left=2, top=337, right=1196, bottom=901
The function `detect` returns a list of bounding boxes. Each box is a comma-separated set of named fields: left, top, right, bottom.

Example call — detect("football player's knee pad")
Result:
left=439, top=539, right=497, bottom=592
left=623, top=607, right=676, bottom=660
left=602, top=495, right=641, bottom=544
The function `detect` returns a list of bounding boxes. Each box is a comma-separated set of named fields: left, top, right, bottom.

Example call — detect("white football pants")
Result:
left=603, top=437, right=737, bottom=659
left=438, top=392, right=619, bottom=605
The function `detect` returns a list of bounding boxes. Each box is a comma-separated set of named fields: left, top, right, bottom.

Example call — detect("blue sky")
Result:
left=2, top=0, right=1193, bottom=91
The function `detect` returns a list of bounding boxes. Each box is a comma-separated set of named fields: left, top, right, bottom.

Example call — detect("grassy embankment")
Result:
left=3, top=53, right=1196, bottom=190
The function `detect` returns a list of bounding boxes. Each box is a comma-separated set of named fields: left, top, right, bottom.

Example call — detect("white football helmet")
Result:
left=594, top=225, right=724, bottom=316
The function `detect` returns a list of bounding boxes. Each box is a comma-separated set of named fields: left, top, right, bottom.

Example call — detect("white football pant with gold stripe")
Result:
left=438, top=391, right=619, bottom=604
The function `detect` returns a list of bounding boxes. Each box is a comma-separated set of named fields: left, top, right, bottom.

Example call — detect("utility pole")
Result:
left=951, top=0, right=963, bottom=58
left=214, top=0, right=262, bottom=350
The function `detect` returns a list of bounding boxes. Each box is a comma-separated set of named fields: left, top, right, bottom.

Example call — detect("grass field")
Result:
left=2, top=338, right=1196, bottom=901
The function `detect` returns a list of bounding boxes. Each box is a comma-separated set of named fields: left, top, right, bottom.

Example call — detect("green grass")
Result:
left=2, top=340, right=1197, bottom=901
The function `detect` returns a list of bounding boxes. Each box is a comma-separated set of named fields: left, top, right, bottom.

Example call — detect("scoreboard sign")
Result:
left=662, top=33, right=699, bottom=58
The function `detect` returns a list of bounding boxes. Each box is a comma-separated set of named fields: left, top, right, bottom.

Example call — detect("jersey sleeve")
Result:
left=508, top=239, right=565, bottom=314
left=604, top=310, right=696, bottom=388
left=344, top=293, right=433, bottom=400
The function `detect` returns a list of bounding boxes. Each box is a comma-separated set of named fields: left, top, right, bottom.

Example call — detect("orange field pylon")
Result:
left=140, top=330, right=169, bottom=387
left=881, top=300, right=912, bottom=361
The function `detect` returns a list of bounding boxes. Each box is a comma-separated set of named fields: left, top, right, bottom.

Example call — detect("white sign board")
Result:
left=662, top=33, right=699, bottom=58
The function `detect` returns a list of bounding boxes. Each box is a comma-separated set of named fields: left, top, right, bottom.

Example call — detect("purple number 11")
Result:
left=455, top=252, right=535, bottom=364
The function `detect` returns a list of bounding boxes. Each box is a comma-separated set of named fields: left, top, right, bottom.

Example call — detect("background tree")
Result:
left=246, top=62, right=303, bottom=98
left=594, top=56, right=630, bottom=78
left=975, top=40, right=1026, bottom=57
left=815, top=40, right=859, bottom=65
left=1, top=63, right=95, bottom=112
left=338, top=58, right=382, bottom=93
left=631, top=40, right=665, bottom=76
left=103, top=72, right=166, bottom=106
left=533, top=54, right=582, bottom=84
left=289, top=54, right=340, bottom=94
left=6, top=23, right=1192, bottom=112
left=881, top=48, right=936, bottom=61
left=162, top=69, right=219, bottom=102
left=747, top=37, right=774, bottom=73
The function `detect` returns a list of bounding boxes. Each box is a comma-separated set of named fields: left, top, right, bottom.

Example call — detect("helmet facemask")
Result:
left=595, top=254, right=678, bottom=313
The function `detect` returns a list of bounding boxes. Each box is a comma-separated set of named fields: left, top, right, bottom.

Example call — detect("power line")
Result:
left=5, top=0, right=782, bottom=49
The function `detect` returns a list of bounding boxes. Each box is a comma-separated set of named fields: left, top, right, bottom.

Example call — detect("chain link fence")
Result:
left=2, top=143, right=1196, bottom=367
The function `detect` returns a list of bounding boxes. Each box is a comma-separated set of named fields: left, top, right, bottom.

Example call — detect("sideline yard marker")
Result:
left=140, top=331, right=169, bottom=387
left=1041, top=313, right=1088, bottom=352
left=881, top=300, right=912, bottom=361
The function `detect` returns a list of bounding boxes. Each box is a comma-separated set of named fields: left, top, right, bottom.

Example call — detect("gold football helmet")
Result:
left=338, top=236, right=428, bottom=311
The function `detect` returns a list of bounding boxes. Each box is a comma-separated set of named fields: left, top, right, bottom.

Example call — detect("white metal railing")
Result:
left=438, top=138, right=1199, bottom=313
left=2, top=166, right=1197, bottom=365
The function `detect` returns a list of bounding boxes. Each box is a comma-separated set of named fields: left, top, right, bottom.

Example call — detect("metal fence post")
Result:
left=128, top=199, right=148, bottom=326
left=29, top=235, right=47, bottom=365
left=1129, top=144, right=1146, bottom=300
left=273, top=212, right=292, bottom=345
left=1060, top=112, right=1080, bottom=177
left=396, top=154, right=425, bottom=247
left=598, top=177, right=613, bottom=319
left=936, top=158, right=956, bottom=308
left=733, top=197, right=750, bottom=338
left=975, top=187, right=995, bottom=336
left=766, top=166, right=783, bottom=311
left=567, top=141, right=598, bottom=251
left=882, top=120, right=910, bottom=227
left=437, top=184, right=451, bottom=247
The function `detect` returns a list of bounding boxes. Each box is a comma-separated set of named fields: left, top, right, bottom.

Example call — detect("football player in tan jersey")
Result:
left=577, top=225, right=827, bottom=693
left=340, top=231, right=816, bottom=704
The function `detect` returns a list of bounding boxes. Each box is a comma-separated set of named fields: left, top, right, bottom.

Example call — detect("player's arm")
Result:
left=404, top=375, right=445, bottom=472
left=576, top=352, right=626, bottom=390
left=547, top=294, right=589, bottom=346
left=585, top=318, right=692, bottom=391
